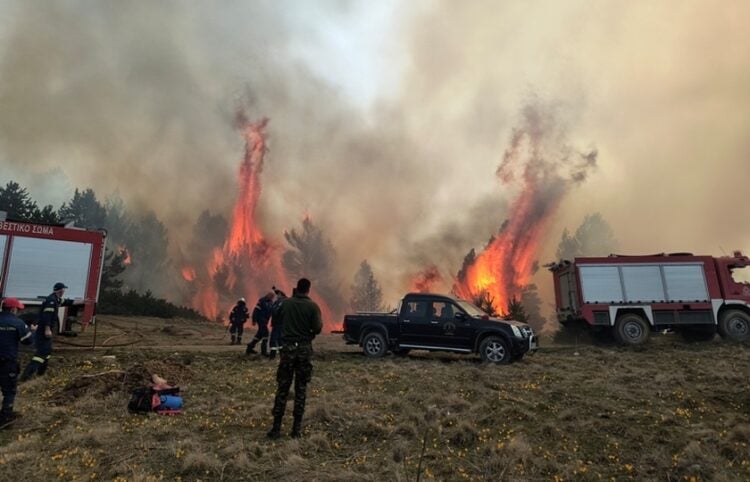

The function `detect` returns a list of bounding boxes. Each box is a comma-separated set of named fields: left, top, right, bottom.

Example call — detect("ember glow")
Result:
left=453, top=104, right=596, bottom=314
left=117, top=245, right=132, bottom=266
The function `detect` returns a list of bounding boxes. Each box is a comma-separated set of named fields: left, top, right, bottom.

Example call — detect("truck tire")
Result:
left=614, top=313, right=650, bottom=346
left=479, top=336, right=511, bottom=364
left=718, top=310, right=750, bottom=342
left=362, top=331, right=387, bottom=358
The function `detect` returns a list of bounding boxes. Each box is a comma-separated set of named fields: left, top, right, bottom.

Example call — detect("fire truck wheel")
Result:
left=362, top=331, right=387, bottom=358
left=479, top=336, right=511, bottom=364
left=614, top=314, right=650, bottom=346
left=718, top=310, right=750, bottom=342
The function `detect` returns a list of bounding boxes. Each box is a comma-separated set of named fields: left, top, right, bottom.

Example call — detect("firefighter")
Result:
left=267, top=278, right=322, bottom=439
left=228, top=298, right=249, bottom=345
left=268, top=287, right=290, bottom=360
left=21, top=282, right=76, bottom=381
left=246, top=291, right=275, bottom=356
left=0, top=298, right=33, bottom=426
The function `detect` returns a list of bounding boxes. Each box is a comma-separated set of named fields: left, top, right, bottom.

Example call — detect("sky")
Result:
left=0, top=0, right=748, bottom=310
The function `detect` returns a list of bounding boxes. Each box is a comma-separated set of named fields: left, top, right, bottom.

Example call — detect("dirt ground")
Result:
left=1, top=316, right=748, bottom=481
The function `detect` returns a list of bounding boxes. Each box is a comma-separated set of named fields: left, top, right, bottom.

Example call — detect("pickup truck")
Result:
left=342, top=293, right=537, bottom=363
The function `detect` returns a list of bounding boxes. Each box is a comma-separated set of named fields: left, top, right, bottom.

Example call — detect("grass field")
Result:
left=1, top=316, right=748, bottom=481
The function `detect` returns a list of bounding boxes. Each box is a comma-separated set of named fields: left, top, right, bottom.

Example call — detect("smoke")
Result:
left=1, top=0, right=749, bottom=316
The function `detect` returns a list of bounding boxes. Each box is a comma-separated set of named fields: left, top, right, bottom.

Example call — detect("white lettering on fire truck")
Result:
left=0, top=221, right=54, bottom=236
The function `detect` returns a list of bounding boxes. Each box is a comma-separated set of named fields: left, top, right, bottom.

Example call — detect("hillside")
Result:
left=0, top=317, right=748, bottom=481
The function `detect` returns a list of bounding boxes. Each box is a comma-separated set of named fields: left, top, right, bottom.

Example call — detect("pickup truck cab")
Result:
left=342, top=293, right=537, bottom=363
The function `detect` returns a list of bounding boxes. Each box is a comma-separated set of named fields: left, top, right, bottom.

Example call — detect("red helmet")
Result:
left=2, top=298, right=24, bottom=310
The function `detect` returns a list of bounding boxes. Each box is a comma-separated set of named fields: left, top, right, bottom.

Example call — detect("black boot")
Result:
left=290, top=416, right=302, bottom=438
left=266, top=416, right=282, bottom=439
left=269, top=349, right=276, bottom=360
left=20, top=361, right=39, bottom=382
left=260, top=339, right=268, bottom=357
left=237, top=336, right=242, bottom=345
left=230, top=335, right=236, bottom=345
left=0, top=407, right=18, bottom=427
left=245, top=339, right=258, bottom=354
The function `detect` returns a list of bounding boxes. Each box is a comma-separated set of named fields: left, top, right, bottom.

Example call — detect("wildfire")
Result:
left=181, top=266, right=196, bottom=282
left=117, top=245, right=132, bottom=265
left=452, top=103, right=596, bottom=314
left=184, top=113, right=291, bottom=322
left=409, top=265, right=444, bottom=293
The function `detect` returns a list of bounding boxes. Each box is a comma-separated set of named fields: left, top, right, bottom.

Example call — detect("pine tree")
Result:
left=504, top=296, right=529, bottom=324
left=556, top=212, right=618, bottom=259
left=282, top=217, right=344, bottom=311
left=349, top=260, right=384, bottom=312
left=0, top=181, right=39, bottom=221
left=58, top=188, right=107, bottom=229
left=472, top=290, right=499, bottom=317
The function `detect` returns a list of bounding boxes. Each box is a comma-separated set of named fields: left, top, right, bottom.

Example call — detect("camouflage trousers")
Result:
left=271, top=342, right=313, bottom=420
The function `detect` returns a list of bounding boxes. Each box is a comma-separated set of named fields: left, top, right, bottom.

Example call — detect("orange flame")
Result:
left=452, top=103, right=596, bottom=315
left=181, top=266, right=196, bottom=282
left=187, top=114, right=290, bottom=322
left=409, top=265, right=444, bottom=293
left=117, top=245, right=132, bottom=266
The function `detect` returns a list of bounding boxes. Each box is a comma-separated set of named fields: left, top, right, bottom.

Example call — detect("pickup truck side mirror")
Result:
left=454, top=312, right=467, bottom=322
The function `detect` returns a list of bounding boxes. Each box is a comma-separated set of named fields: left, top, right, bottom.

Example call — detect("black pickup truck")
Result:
left=342, top=293, right=537, bottom=363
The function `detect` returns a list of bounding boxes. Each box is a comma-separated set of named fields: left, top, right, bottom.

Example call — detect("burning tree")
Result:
left=350, top=260, right=385, bottom=312
left=409, top=265, right=444, bottom=293
left=182, top=114, right=288, bottom=320
left=453, top=102, right=597, bottom=316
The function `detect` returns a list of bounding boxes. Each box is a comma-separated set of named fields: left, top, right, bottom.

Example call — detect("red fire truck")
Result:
left=0, top=216, right=107, bottom=332
left=549, top=252, right=750, bottom=345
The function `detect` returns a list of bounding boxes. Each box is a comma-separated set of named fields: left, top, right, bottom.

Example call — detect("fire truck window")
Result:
left=730, top=267, right=750, bottom=284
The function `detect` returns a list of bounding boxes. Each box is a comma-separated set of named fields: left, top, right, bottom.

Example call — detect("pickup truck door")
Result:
left=430, top=301, right=474, bottom=349
left=398, top=299, right=441, bottom=346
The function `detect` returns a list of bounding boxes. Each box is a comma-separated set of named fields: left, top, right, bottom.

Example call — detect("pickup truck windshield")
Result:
left=456, top=300, right=488, bottom=317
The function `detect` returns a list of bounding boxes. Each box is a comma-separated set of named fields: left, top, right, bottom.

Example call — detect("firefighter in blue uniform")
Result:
left=228, top=298, right=249, bottom=345
left=0, top=297, right=33, bottom=425
left=21, top=282, right=75, bottom=381
left=268, top=287, right=289, bottom=360
left=245, top=291, right=275, bottom=356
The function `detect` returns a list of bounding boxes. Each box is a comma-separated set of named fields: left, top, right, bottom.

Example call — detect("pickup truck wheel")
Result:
left=614, top=313, right=650, bottom=346
left=362, top=332, right=387, bottom=358
left=718, top=310, right=750, bottom=342
left=479, top=336, right=511, bottom=364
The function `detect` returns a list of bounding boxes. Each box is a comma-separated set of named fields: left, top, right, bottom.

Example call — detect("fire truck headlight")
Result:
left=511, top=325, right=522, bottom=338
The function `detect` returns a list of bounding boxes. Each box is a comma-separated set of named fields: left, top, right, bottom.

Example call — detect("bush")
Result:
left=98, top=289, right=207, bottom=320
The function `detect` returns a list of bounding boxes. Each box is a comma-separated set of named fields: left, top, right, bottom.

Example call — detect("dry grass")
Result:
left=1, top=317, right=749, bottom=481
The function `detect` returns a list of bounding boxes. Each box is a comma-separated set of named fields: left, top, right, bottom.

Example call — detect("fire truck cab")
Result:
left=549, top=251, right=750, bottom=345
left=0, top=215, right=106, bottom=333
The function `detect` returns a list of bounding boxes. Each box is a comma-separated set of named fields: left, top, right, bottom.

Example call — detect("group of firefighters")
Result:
left=228, top=286, right=290, bottom=360
left=0, top=282, right=75, bottom=426
left=0, top=278, right=323, bottom=439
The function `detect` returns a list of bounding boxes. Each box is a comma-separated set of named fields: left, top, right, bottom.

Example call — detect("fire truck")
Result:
left=549, top=251, right=750, bottom=345
left=0, top=214, right=107, bottom=332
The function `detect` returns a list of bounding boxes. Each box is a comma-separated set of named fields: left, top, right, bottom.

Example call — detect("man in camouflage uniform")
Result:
left=267, top=278, right=322, bottom=439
